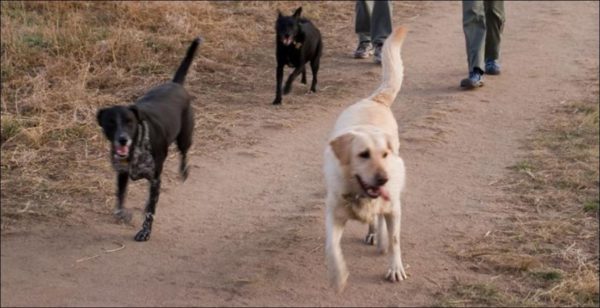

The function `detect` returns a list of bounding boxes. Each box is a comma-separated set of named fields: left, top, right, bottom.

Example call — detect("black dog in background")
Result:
left=273, top=7, right=323, bottom=105
left=96, top=37, right=202, bottom=241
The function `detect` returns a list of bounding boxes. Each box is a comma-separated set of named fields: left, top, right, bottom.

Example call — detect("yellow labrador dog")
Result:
left=323, top=26, right=408, bottom=292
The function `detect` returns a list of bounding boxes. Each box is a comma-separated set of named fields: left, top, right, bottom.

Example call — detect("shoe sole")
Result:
left=460, top=83, right=484, bottom=89
left=460, top=80, right=484, bottom=89
left=354, top=52, right=373, bottom=59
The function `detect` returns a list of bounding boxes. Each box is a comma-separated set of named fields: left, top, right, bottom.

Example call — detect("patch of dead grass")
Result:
left=0, top=1, right=332, bottom=230
left=434, top=279, right=515, bottom=307
left=439, top=77, right=599, bottom=306
left=0, top=2, right=425, bottom=230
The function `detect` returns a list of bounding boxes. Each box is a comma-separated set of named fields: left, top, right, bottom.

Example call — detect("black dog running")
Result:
left=96, top=37, right=202, bottom=241
left=272, top=7, right=323, bottom=105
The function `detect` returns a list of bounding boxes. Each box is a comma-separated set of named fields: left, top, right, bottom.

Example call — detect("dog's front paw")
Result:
left=283, top=84, right=292, bottom=95
left=113, top=209, right=132, bottom=224
left=310, top=86, right=317, bottom=93
left=272, top=97, right=282, bottom=105
left=385, top=264, right=407, bottom=282
left=364, top=233, right=376, bottom=245
left=134, top=228, right=151, bottom=241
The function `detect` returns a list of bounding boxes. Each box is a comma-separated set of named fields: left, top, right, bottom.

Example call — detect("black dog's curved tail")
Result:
left=172, top=36, right=203, bottom=85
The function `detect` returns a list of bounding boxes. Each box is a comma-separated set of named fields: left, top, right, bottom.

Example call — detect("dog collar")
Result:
left=343, top=193, right=360, bottom=202
left=115, top=157, right=129, bottom=166
left=135, top=121, right=150, bottom=149
left=342, top=193, right=368, bottom=206
left=342, top=192, right=377, bottom=224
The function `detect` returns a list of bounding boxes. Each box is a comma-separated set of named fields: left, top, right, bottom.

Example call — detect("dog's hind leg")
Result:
left=364, top=214, right=388, bottom=249
left=364, top=218, right=377, bottom=245
left=176, top=107, right=194, bottom=181
left=301, top=67, right=307, bottom=84
left=310, top=58, right=320, bottom=93
left=283, top=64, right=305, bottom=95
left=114, top=172, right=132, bottom=223
left=310, top=41, right=322, bottom=93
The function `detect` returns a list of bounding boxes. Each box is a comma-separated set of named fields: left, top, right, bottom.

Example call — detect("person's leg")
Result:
left=484, top=0, right=505, bottom=74
left=370, top=0, right=393, bottom=46
left=370, top=0, right=393, bottom=64
left=461, top=0, right=486, bottom=88
left=355, top=0, right=373, bottom=44
left=463, top=0, right=486, bottom=73
left=354, top=0, right=374, bottom=58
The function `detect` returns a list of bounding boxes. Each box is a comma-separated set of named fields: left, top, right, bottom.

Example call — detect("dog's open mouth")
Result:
left=114, top=145, right=130, bottom=158
left=282, top=37, right=293, bottom=46
left=356, top=175, right=390, bottom=201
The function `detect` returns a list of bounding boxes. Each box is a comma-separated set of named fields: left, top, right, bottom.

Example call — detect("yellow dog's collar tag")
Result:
left=294, top=41, right=303, bottom=49
left=342, top=193, right=362, bottom=206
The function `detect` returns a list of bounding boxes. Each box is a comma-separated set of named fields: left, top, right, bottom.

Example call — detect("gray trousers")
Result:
left=462, top=0, right=505, bottom=73
left=355, top=0, right=393, bottom=45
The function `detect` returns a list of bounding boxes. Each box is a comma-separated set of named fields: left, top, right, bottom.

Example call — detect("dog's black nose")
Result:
left=118, top=136, right=128, bottom=145
left=375, top=174, right=388, bottom=186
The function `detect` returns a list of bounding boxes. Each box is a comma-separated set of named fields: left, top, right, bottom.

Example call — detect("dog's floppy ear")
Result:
left=329, top=132, right=354, bottom=165
left=96, top=108, right=107, bottom=127
left=385, top=133, right=399, bottom=155
left=129, top=105, right=143, bottom=122
left=292, top=7, right=302, bottom=19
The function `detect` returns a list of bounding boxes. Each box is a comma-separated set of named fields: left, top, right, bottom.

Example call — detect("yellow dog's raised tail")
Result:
left=368, top=26, right=408, bottom=107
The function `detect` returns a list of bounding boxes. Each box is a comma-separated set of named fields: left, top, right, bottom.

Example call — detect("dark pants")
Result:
left=355, top=0, right=393, bottom=45
left=462, top=0, right=505, bottom=73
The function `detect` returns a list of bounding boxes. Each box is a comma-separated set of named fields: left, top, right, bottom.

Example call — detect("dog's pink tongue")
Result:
left=116, top=145, right=128, bottom=156
left=378, top=187, right=390, bottom=201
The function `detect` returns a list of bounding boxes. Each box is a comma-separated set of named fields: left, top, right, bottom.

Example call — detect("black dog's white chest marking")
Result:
left=112, top=121, right=155, bottom=180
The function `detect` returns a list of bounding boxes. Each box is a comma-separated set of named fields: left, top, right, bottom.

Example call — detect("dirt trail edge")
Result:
left=2, top=2, right=598, bottom=306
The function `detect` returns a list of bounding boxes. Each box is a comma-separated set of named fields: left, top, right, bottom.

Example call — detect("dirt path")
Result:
left=2, top=2, right=598, bottom=306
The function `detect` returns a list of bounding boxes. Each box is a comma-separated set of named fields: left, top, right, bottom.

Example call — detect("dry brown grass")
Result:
left=437, top=77, right=599, bottom=306
left=0, top=1, right=424, bottom=230
left=0, top=1, right=356, bottom=230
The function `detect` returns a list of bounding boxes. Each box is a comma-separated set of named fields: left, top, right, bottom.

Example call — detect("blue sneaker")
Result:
left=485, top=59, right=501, bottom=75
left=460, top=71, right=484, bottom=89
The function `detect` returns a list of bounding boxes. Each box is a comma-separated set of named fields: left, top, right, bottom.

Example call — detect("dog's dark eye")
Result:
left=359, top=150, right=370, bottom=159
left=383, top=152, right=388, bottom=158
